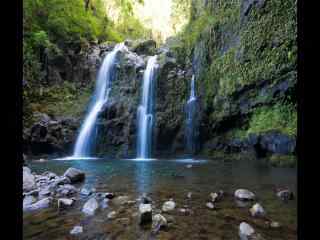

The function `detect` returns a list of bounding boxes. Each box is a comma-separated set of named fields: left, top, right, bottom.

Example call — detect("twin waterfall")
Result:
left=136, top=56, right=158, bottom=159
left=73, top=43, right=127, bottom=157
left=72, top=43, right=196, bottom=159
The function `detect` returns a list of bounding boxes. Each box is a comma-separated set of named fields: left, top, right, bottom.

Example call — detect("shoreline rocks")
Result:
left=162, top=200, right=176, bottom=212
left=250, top=203, right=266, bottom=217
left=235, top=189, right=256, bottom=201
left=139, top=203, right=152, bottom=225
left=82, top=197, right=99, bottom=215
left=63, top=168, right=85, bottom=183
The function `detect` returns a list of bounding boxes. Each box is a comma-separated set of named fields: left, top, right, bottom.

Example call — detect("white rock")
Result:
left=82, top=197, right=99, bottom=215
left=23, top=167, right=36, bottom=192
left=187, top=192, right=192, bottom=199
left=23, top=195, right=36, bottom=210
left=162, top=200, right=176, bottom=212
left=139, top=203, right=152, bottom=225
left=107, top=211, right=117, bottom=219
left=250, top=203, right=266, bottom=217
left=152, top=214, right=167, bottom=232
left=186, top=164, right=193, bottom=168
left=206, top=202, right=215, bottom=209
left=70, top=226, right=83, bottom=235
left=210, top=192, right=219, bottom=202
left=235, top=189, right=255, bottom=201
left=80, top=188, right=92, bottom=196
left=58, top=198, right=74, bottom=209
left=239, top=222, right=255, bottom=240
left=24, top=197, right=52, bottom=211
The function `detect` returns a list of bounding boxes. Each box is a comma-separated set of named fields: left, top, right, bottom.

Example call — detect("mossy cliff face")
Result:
left=169, top=0, right=297, bottom=159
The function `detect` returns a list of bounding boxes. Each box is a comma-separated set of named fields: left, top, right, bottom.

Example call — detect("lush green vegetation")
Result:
left=170, top=0, right=297, bottom=138
left=247, top=102, right=297, bottom=137
left=23, top=0, right=150, bottom=126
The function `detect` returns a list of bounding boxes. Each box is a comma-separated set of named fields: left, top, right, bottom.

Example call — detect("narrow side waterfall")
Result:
left=186, top=75, right=197, bottom=154
left=73, top=43, right=127, bottom=157
left=136, top=56, right=158, bottom=159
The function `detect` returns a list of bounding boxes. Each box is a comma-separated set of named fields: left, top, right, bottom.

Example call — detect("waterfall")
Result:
left=73, top=43, right=127, bottom=157
left=136, top=56, right=158, bottom=159
left=186, top=75, right=197, bottom=154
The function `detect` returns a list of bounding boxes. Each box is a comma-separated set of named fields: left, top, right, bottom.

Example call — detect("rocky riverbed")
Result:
left=23, top=156, right=297, bottom=240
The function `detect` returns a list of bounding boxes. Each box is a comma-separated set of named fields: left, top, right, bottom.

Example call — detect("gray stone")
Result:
left=210, top=192, right=219, bottom=202
left=58, top=198, right=74, bottom=209
left=82, top=197, right=99, bottom=215
left=23, top=195, right=36, bottom=211
left=139, top=203, right=152, bottom=225
left=162, top=200, right=176, bottom=212
left=206, top=202, right=215, bottom=209
left=70, top=226, right=83, bottom=235
left=24, top=197, right=52, bottom=211
left=23, top=167, right=36, bottom=192
left=276, top=189, right=294, bottom=201
left=235, top=189, right=255, bottom=201
left=63, top=168, right=85, bottom=183
left=80, top=188, right=92, bottom=196
left=56, top=184, right=77, bottom=197
left=239, top=222, right=255, bottom=240
left=270, top=221, right=280, bottom=228
left=250, top=203, right=266, bottom=217
left=107, top=211, right=117, bottom=219
left=152, top=214, right=167, bottom=232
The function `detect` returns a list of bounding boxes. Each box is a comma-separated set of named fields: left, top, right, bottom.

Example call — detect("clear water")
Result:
left=73, top=43, right=127, bottom=157
left=137, top=56, right=158, bottom=159
left=23, top=156, right=297, bottom=240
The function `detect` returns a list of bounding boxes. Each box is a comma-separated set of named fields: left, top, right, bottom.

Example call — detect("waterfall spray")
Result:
left=73, top=43, right=127, bottom=157
left=136, top=56, right=158, bottom=159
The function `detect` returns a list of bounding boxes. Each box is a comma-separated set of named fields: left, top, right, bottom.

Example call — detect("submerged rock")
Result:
left=162, top=200, right=176, bottom=212
left=206, top=202, right=215, bottom=209
left=139, top=203, right=152, bottom=225
left=210, top=192, right=219, bottom=202
left=114, top=196, right=129, bottom=205
left=187, top=192, right=192, bottom=199
left=70, top=226, right=83, bottom=235
left=63, top=168, right=85, bottom=183
left=82, top=197, right=99, bottom=215
left=80, top=188, right=92, bottom=196
left=239, top=222, right=255, bottom=240
left=276, top=189, right=294, bottom=201
left=152, top=214, right=167, bottom=233
left=250, top=203, right=266, bottom=217
left=235, top=189, right=255, bottom=201
left=107, top=211, right=117, bottom=219
left=270, top=221, right=281, bottom=228
left=141, top=193, right=152, bottom=204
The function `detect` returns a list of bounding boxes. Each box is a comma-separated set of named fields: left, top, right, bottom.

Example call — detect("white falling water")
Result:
left=73, top=43, right=127, bottom=157
left=136, top=56, right=158, bottom=159
left=186, top=75, right=197, bottom=154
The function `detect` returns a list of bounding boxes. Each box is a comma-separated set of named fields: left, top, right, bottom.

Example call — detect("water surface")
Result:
left=24, top=156, right=297, bottom=240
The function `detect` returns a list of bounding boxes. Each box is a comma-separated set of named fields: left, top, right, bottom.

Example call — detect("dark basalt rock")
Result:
left=259, top=131, right=296, bottom=155
left=132, top=39, right=157, bottom=56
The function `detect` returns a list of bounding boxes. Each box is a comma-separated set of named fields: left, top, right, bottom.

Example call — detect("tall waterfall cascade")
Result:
left=73, top=43, right=127, bottom=157
left=186, top=75, right=197, bottom=154
left=136, top=56, right=158, bottom=159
